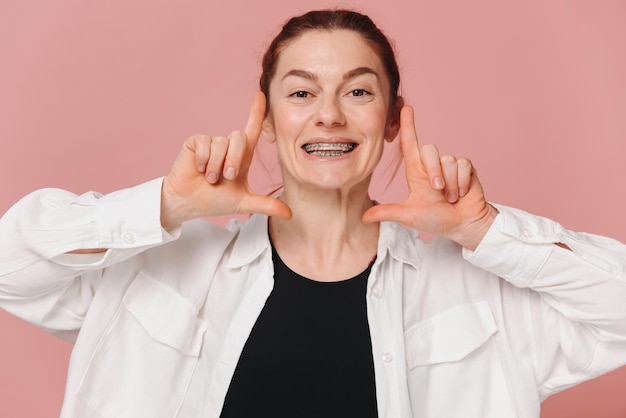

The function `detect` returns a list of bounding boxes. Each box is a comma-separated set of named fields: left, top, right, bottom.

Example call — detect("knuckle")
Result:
left=421, top=143, right=438, bottom=153
left=212, top=135, right=228, bottom=144
left=186, top=134, right=209, bottom=147
left=421, top=144, right=440, bottom=165
left=210, top=137, right=230, bottom=153
left=421, top=145, right=441, bottom=164
left=457, top=158, right=473, bottom=171
left=228, top=130, right=245, bottom=141
left=440, top=154, right=457, bottom=165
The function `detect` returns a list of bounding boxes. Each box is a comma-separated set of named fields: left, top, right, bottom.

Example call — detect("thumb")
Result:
left=362, top=203, right=408, bottom=225
left=240, top=195, right=293, bottom=220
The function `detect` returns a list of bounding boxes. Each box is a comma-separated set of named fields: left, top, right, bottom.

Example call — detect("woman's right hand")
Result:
left=160, top=91, right=292, bottom=230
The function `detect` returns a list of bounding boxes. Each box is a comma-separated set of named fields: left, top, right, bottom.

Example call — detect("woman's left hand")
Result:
left=362, top=105, right=498, bottom=250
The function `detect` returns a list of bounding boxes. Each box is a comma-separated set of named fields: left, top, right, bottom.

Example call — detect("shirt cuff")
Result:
left=462, top=204, right=558, bottom=286
left=94, top=177, right=174, bottom=248
left=50, top=178, right=180, bottom=268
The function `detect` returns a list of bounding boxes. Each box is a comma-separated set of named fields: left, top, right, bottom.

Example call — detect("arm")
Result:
left=465, top=204, right=626, bottom=398
left=363, top=104, right=626, bottom=396
left=0, top=178, right=175, bottom=340
left=0, top=92, right=290, bottom=340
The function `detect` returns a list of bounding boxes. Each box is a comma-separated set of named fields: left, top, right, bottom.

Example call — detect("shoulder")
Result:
left=380, top=221, right=463, bottom=266
left=147, top=214, right=268, bottom=264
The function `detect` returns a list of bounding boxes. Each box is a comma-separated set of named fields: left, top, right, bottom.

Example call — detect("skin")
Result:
left=159, top=29, right=498, bottom=281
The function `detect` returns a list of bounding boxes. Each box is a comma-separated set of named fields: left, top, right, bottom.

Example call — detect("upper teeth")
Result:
left=304, top=143, right=355, bottom=153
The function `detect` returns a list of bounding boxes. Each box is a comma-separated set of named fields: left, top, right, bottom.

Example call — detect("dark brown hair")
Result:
left=260, top=9, right=402, bottom=119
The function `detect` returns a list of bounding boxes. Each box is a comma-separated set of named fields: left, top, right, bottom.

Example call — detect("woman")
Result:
left=1, top=9, right=626, bottom=418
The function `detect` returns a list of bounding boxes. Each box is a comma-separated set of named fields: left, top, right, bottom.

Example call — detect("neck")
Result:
left=268, top=180, right=379, bottom=281
left=278, top=178, right=374, bottom=234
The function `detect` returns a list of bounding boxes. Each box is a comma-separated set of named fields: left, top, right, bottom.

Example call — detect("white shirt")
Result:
left=1, top=178, right=626, bottom=418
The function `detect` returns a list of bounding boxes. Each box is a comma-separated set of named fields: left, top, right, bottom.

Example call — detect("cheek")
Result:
left=272, top=109, right=310, bottom=138
left=352, top=99, right=389, bottom=128
left=359, top=111, right=390, bottom=141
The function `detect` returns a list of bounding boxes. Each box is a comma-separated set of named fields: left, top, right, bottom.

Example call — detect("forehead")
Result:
left=275, top=29, right=386, bottom=79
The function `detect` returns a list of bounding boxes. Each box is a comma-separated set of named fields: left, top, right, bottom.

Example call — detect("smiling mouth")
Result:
left=303, top=143, right=357, bottom=157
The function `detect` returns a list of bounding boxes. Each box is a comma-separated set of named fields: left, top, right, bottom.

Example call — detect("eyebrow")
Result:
left=281, top=66, right=380, bottom=81
left=343, top=66, right=380, bottom=80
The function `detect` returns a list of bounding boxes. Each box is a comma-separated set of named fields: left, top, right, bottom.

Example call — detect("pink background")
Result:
left=1, top=0, right=625, bottom=416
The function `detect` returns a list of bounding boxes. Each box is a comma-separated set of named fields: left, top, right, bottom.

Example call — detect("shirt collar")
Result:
left=377, top=221, right=422, bottom=270
left=226, top=214, right=422, bottom=270
left=227, top=214, right=271, bottom=268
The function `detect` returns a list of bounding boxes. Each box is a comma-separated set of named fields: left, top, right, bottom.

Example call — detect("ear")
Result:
left=384, top=120, right=400, bottom=143
left=262, top=114, right=276, bottom=143
left=384, top=96, right=404, bottom=142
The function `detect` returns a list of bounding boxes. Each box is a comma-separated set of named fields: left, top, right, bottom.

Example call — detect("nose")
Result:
left=313, top=95, right=345, bottom=127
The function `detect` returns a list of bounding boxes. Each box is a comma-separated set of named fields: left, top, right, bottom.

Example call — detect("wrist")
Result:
left=449, top=204, right=499, bottom=251
left=160, top=177, right=190, bottom=231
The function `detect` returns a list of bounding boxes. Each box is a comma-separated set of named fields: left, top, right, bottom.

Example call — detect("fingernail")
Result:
left=224, top=166, right=236, bottom=180
left=207, top=172, right=217, bottom=183
left=447, top=191, right=458, bottom=203
left=433, top=177, right=444, bottom=190
left=459, top=188, right=467, bottom=197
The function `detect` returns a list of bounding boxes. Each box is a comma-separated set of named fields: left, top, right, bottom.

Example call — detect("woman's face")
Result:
left=263, top=29, right=398, bottom=193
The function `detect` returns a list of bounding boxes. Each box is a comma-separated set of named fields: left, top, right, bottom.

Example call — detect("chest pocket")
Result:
left=405, top=301, right=497, bottom=368
left=404, top=301, right=516, bottom=417
left=76, top=272, right=207, bottom=418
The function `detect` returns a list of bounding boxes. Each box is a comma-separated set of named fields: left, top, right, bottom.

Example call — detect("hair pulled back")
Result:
left=260, top=9, right=401, bottom=116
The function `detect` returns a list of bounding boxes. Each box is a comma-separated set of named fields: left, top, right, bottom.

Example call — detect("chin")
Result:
left=303, top=174, right=370, bottom=192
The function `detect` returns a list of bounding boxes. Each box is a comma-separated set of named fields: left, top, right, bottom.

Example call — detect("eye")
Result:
left=289, top=91, right=311, bottom=99
left=349, top=89, right=371, bottom=97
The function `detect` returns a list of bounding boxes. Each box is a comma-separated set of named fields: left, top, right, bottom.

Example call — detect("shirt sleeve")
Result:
left=463, top=204, right=626, bottom=399
left=0, top=177, right=179, bottom=341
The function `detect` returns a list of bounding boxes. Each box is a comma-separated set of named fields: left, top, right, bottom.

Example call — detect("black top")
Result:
left=219, top=246, right=378, bottom=418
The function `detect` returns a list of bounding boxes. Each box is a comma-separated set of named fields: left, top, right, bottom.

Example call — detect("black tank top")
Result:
left=219, top=245, right=378, bottom=418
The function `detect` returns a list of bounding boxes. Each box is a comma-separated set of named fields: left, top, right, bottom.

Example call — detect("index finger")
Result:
left=398, top=105, right=421, bottom=165
left=243, top=91, right=267, bottom=146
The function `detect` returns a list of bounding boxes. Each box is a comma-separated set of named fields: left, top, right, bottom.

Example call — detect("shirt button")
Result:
left=521, top=228, right=534, bottom=239
left=122, top=231, right=137, bottom=245
left=382, top=352, right=393, bottom=363
left=372, top=287, right=383, bottom=298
